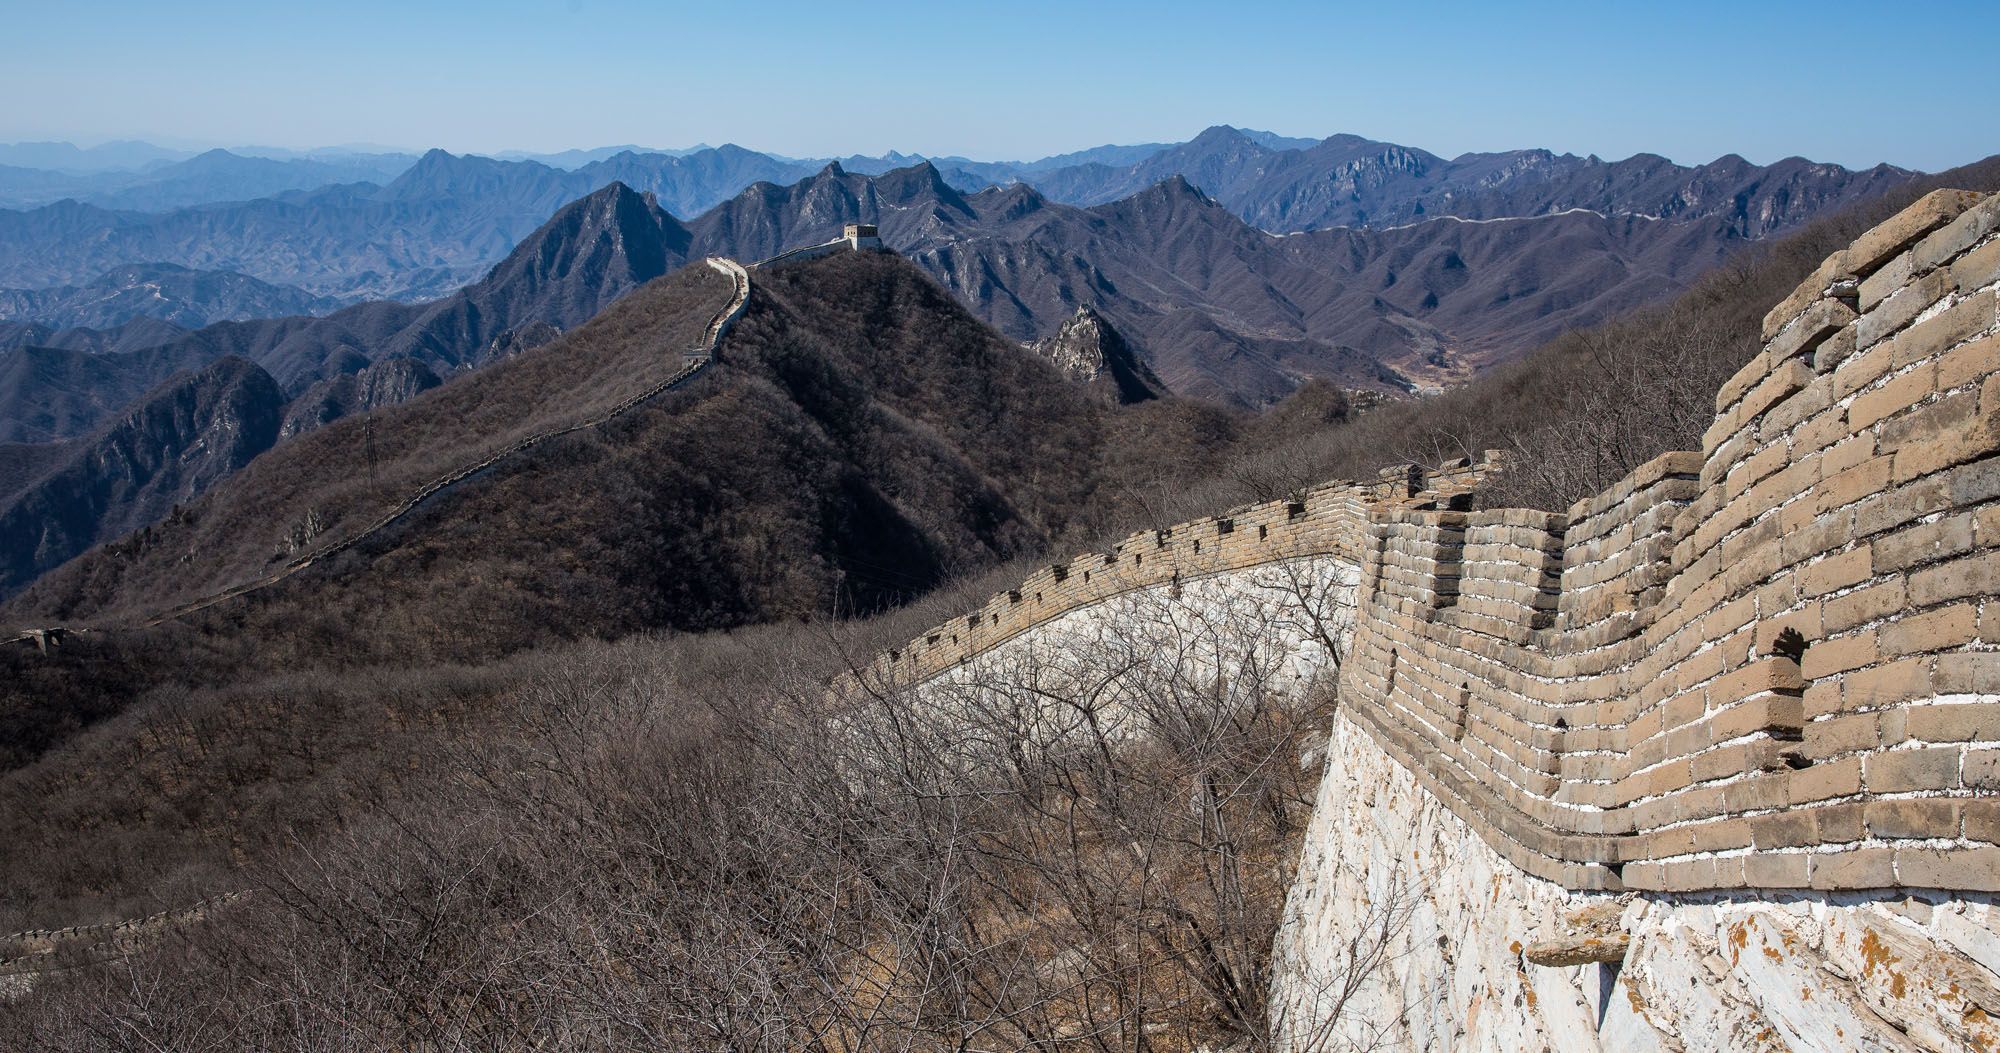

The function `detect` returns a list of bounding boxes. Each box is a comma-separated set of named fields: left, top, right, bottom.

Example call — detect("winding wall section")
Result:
left=7, top=257, right=750, bottom=638
left=852, top=189, right=2000, bottom=897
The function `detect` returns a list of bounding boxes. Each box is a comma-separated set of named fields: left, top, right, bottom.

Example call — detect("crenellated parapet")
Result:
left=842, top=455, right=1499, bottom=694
left=848, top=188, right=2000, bottom=896
left=1344, top=188, right=2000, bottom=893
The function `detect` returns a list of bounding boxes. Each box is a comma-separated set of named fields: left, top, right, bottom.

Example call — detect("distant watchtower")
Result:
left=844, top=223, right=882, bottom=250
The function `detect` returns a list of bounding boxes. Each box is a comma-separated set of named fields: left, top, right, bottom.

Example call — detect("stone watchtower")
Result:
left=843, top=223, right=882, bottom=250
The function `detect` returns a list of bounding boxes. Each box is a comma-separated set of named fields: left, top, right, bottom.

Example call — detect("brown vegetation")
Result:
left=3, top=573, right=1372, bottom=1051
left=4, top=160, right=1999, bottom=1046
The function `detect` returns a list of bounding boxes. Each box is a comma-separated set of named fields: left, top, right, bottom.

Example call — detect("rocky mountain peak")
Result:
left=1029, top=305, right=1165, bottom=405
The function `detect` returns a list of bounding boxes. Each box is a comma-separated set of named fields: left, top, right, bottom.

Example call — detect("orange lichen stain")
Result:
left=1799, top=985, right=1812, bottom=1001
left=1509, top=940, right=1523, bottom=956
left=1763, top=945, right=1784, bottom=962
left=1858, top=928, right=1909, bottom=999
left=1969, top=1010, right=1996, bottom=1053
left=1625, top=984, right=1649, bottom=1015
left=1729, top=921, right=1750, bottom=965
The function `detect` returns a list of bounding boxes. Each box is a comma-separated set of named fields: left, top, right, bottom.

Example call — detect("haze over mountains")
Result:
left=0, top=124, right=1933, bottom=601
left=0, top=127, right=1912, bottom=307
left=0, top=181, right=691, bottom=443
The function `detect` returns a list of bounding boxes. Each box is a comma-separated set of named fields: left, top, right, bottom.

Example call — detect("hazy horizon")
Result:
left=0, top=126, right=1955, bottom=174
left=5, top=0, right=1992, bottom=172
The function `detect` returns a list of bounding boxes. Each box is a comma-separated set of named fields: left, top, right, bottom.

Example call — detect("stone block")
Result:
left=1816, top=800, right=1869, bottom=843
left=1937, top=333, right=2000, bottom=391
left=1880, top=603, right=1978, bottom=657
left=1803, top=547, right=1873, bottom=598
left=1865, top=746, right=1962, bottom=793
left=1911, top=552, right=2000, bottom=607
left=1807, top=711, right=1880, bottom=757
left=1816, top=456, right=1888, bottom=516
left=1951, top=233, right=2000, bottom=295
left=1848, top=362, right=1939, bottom=433
left=1809, top=846, right=1896, bottom=890
left=1865, top=798, right=1960, bottom=839
left=1845, top=189, right=1992, bottom=281
left=1789, top=755, right=1862, bottom=803
left=1935, top=652, right=2000, bottom=694
left=1895, top=845, right=2000, bottom=892
left=1750, top=809, right=1817, bottom=849
left=1843, top=657, right=1937, bottom=711
left=1859, top=247, right=1917, bottom=313
left=1855, top=269, right=1950, bottom=348
left=1965, top=800, right=2000, bottom=843
left=1743, top=851, right=1812, bottom=888
left=1966, top=748, right=2000, bottom=790
left=1833, top=339, right=1900, bottom=401
left=1914, top=195, right=2000, bottom=276
left=1903, top=702, right=2000, bottom=743
left=1824, top=580, right=1905, bottom=635
left=1884, top=288, right=1996, bottom=375
left=1765, top=248, right=1857, bottom=341
left=1741, top=358, right=1816, bottom=422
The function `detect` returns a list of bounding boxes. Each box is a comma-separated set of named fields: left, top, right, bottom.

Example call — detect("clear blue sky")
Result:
left=3, top=0, right=1992, bottom=170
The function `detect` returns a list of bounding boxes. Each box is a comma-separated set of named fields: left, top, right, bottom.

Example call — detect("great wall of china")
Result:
left=4, top=194, right=1998, bottom=1044
left=850, top=189, right=2000, bottom=1049
left=4, top=256, right=751, bottom=644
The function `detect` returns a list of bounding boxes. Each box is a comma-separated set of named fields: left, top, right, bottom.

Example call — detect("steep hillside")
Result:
left=1, top=260, right=733, bottom=632
left=0, top=182, right=693, bottom=444
left=1162, top=153, right=2000, bottom=517
left=3, top=251, right=1100, bottom=650
left=0, top=251, right=1118, bottom=936
left=277, top=357, right=442, bottom=439
left=1028, top=306, right=1166, bottom=404
left=0, top=263, right=338, bottom=329
left=0, top=357, right=286, bottom=597
left=0, top=342, right=215, bottom=443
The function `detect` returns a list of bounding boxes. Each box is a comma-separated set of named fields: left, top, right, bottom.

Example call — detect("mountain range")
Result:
left=673, top=162, right=1753, bottom=398
left=0, top=126, right=1937, bottom=602
left=1023, top=125, right=1915, bottom=236
left=0, top=263, right=340, bottom=329
left=0, top=180, right=706, bottom=590
left=1, top=155, right=1785, bottom=433
left=0, top=181, right=691, bottom=444
left=0, top=129, right=1914, bottom=306
left=2, top=251, right=1105, bottom=640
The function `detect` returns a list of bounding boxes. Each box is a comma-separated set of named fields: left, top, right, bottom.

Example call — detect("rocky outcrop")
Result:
left=1027, top=305, right=1165, bottom=404
left=278, top=357, right=443, bottom=439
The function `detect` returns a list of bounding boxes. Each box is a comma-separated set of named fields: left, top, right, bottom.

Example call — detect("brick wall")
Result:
left=842, top=455, right=1496, bottom=694
left=849, top=189, right=2000, bottom=896
left=1343, top=189, right=2000, bottom=894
